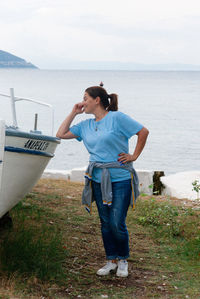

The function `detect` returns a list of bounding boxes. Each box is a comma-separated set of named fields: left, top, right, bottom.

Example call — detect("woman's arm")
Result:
left=56, top=103, right=84, bottom=139
left=118, top=127, right=149, bottom=163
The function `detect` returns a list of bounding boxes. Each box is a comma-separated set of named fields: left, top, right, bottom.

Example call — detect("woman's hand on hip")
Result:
left=118, top=153, right=137, bottom=163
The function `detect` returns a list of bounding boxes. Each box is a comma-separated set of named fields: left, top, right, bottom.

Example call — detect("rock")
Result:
left=161, top=171, right=200, bottom=200
left=0, top=212, right=13, bottom=229
left=153, top=171, right=165, bottom=195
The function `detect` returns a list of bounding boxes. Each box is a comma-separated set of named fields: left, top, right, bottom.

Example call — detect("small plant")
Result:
left=192, top=180, right=200, bottom=200
left=136, top=198, right=181, bottom=237
left=148, top=184, right=153, bottom=190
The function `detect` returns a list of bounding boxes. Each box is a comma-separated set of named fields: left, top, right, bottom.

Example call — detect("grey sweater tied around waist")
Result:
left=82, top=161, right=140, bottom=213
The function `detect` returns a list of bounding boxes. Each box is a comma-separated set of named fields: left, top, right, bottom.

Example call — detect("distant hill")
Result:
left=0, top=50, right=38, bottom=68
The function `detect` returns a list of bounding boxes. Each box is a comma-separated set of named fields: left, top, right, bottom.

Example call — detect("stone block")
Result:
left=137, top=170, right=154, bottom=195
left=42, top=169, right=71, bottom=180
left=70, top=167, right=86, bottom=183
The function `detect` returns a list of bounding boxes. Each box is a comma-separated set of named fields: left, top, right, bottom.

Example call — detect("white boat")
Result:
left=0, top=88, right=60, bottom=220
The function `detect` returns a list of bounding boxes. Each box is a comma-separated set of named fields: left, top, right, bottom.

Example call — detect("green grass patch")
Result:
left=134, top=197, right=200, bottom=261
left=0, top=225, right=67, bottom=281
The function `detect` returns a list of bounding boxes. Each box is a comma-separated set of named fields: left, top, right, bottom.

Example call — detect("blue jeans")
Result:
left=92, top=179, right=131, bottom=260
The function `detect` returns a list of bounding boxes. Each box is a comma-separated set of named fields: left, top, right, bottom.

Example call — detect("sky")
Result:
left=1, top=0, right=200, bottom=69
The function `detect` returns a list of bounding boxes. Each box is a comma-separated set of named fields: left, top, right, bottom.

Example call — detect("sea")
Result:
left=0, top=69, right=199, bottom=175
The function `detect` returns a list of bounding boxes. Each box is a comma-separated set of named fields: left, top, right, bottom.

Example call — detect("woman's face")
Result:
left=82, top=92, right=97, bottom=114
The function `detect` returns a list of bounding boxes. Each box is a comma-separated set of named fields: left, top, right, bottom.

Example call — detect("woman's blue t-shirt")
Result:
left=70, top=111, right=143, bottom=182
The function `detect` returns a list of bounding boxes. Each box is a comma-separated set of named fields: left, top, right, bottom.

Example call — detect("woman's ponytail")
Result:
left=108, top=93, right=118, bottom=111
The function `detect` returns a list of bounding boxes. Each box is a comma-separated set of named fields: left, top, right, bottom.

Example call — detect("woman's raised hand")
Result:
left=72, top=102, right=84, bottom=115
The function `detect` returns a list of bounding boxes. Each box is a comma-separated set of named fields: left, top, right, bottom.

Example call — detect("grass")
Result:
left=0, top=225, right=67, bottom=281
left=0, top=179, right=199, bottom=298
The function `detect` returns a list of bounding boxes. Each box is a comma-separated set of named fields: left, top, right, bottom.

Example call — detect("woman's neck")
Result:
left=94, top=109, right=108, bottom=122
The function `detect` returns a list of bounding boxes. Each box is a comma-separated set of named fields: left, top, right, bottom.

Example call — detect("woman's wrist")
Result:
left=70, top=110, right=78, bottom=117
left=131, top=154, right=138, bottom=161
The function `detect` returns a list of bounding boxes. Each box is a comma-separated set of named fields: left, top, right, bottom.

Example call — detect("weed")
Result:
left=192, top=179, right=200, bottom=200
left=135, top=197, right=200, bottom=262
left=136, top=198, right=181, bottom=237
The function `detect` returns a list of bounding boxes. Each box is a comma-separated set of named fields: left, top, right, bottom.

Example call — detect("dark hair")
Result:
left=85, top=86, right=118, bottom=111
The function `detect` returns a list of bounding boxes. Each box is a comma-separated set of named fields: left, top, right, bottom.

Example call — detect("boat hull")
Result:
left=0, top=122, right=60, bottom=218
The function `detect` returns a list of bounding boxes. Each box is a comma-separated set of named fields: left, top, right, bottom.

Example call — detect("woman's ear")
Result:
left=95, top=96, right=101, bottom=105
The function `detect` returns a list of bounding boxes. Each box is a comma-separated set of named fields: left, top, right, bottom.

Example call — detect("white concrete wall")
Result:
left=41, top=168, right=200, bottom=201
left=70, top=167, right=86, bottom=183
left=42, top=169, right=71, bottom=180
left=43, top=167, right=154, bottom=194
left=137, top=170, right=154, bottom=195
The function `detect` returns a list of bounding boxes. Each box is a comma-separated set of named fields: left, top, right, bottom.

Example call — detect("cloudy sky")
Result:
left=1, top=0, right=200, bottom=69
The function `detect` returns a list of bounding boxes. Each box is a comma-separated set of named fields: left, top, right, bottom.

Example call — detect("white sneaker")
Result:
left=116, top=260, right=128, bottom=277
left=96, top=261, right=117, bottom=276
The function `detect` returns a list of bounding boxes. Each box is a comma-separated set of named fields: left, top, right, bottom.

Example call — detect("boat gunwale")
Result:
left=5, top=128, right=61, bottom=144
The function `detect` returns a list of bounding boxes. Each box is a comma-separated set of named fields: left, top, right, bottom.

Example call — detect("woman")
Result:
left=56, top=85, right=149, bottom=277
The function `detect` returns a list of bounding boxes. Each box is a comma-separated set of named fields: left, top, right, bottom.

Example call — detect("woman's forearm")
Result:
left=56, top=111, right=77, bottom=138
left=132, top=127, right=149, bottom=160
left=56, top=102, right=84, bottom=138
left=118, top=127, right=149, bottom=163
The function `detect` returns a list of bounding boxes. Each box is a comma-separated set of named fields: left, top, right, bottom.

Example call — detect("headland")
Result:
left=0, top=50, right=37, bottom=68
